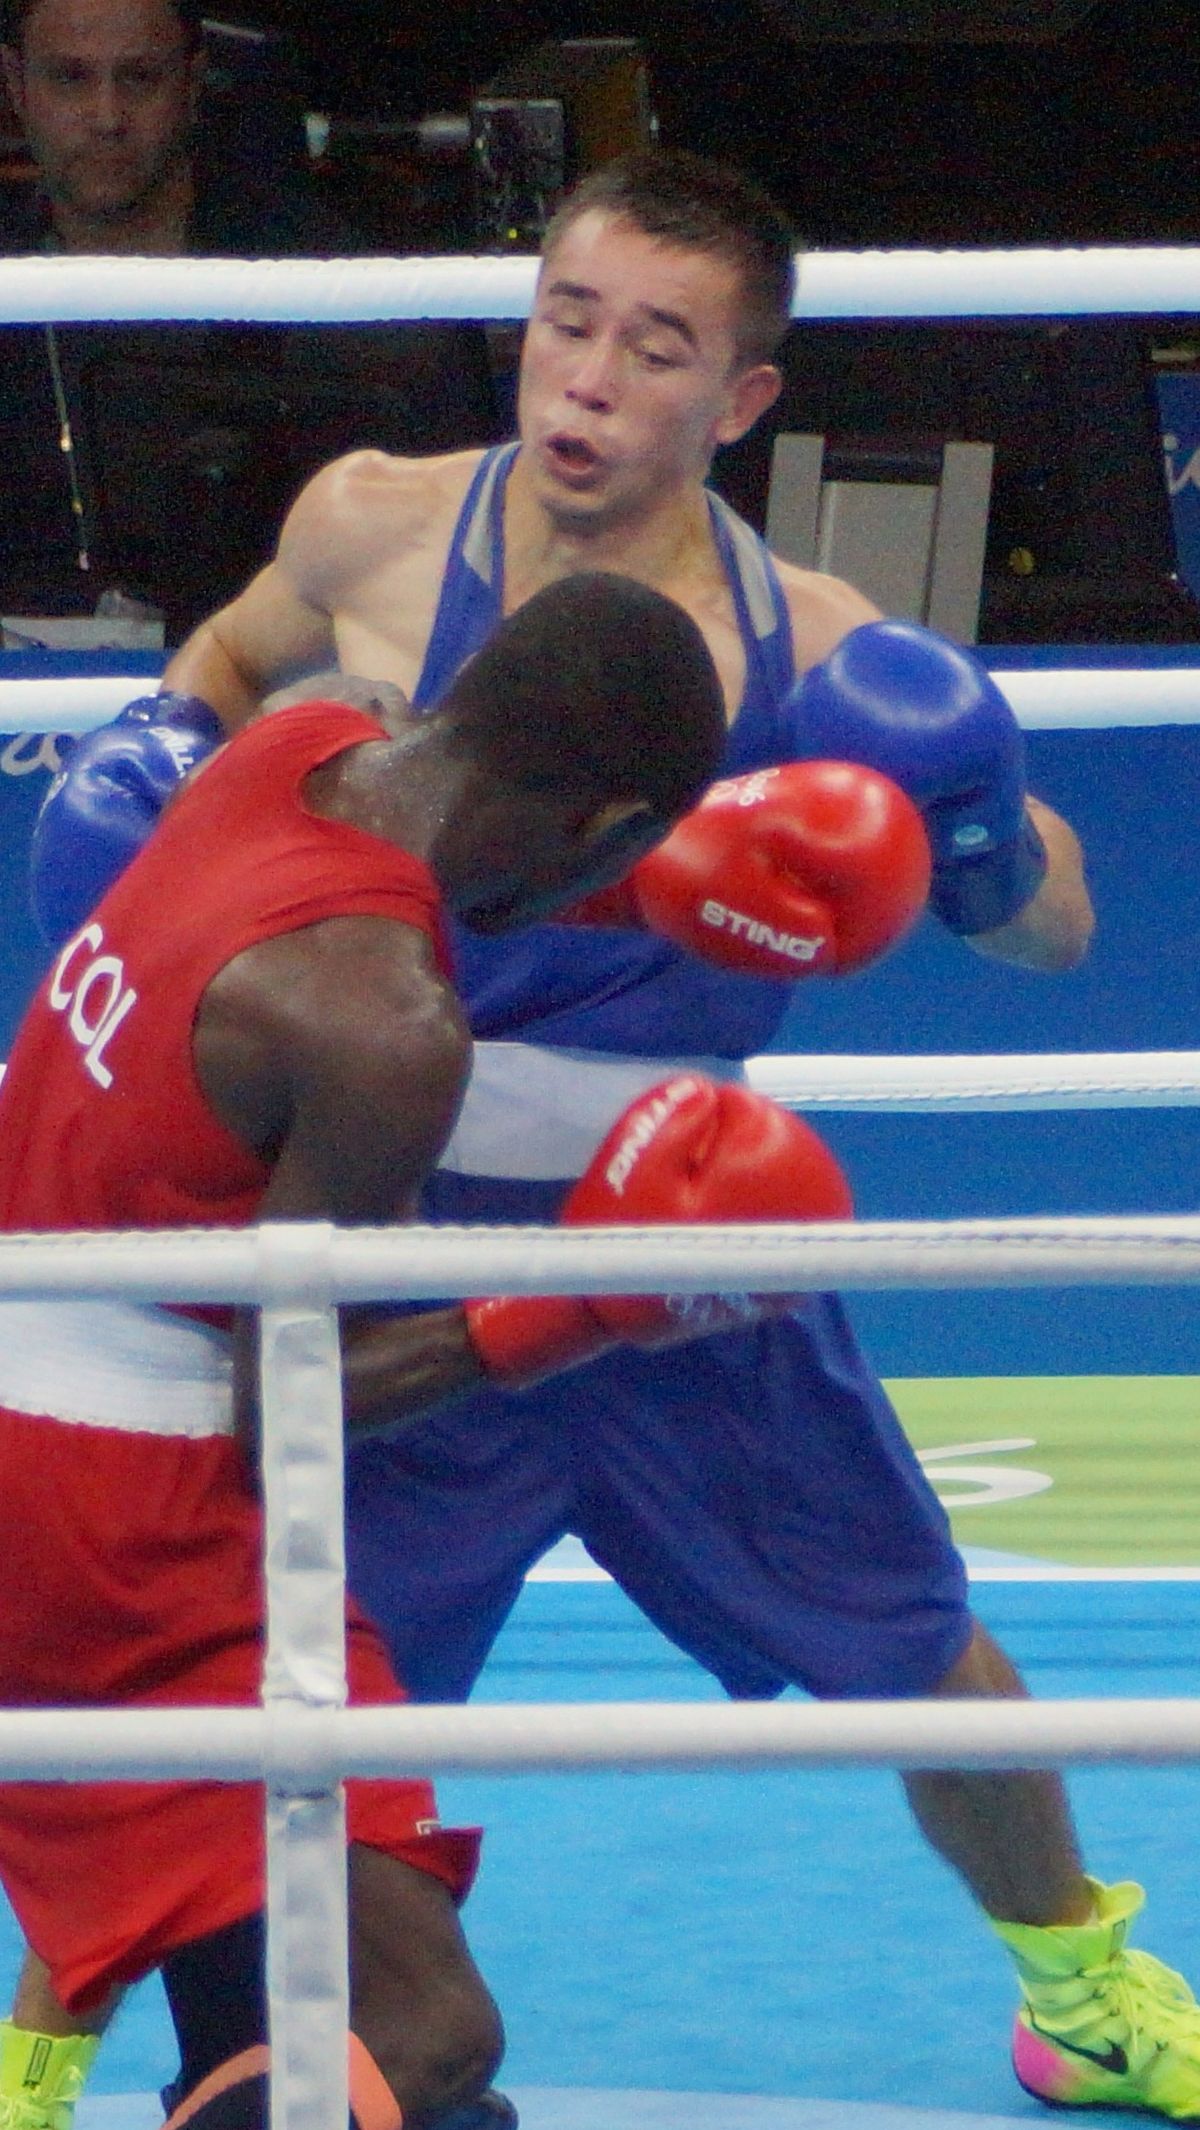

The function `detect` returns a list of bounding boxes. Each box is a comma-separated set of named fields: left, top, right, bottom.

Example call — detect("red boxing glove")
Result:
left=464, top=1073, right=852, bottom=1388
left=627, top=760, right=930, bottom=979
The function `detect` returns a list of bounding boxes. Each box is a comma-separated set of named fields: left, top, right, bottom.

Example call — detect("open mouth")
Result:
left=546, top=433, right=601, bottom=478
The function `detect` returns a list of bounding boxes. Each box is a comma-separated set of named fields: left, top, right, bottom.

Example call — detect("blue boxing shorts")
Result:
left=344, top=1177, right=972, bottom=1709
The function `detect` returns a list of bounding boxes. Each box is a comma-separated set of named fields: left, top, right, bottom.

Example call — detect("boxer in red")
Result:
left=0, top=572, right=904, bottom=2130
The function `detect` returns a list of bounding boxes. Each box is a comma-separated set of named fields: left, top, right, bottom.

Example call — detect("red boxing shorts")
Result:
left=0, top=1407, right=480, bottom=2013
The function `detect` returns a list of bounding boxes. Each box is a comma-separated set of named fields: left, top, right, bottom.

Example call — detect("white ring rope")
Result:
left=4, top=666, right=1200, bottom=735
left=0, top=1697, right=1196, bottom=1781
left=4, top=1211, right=1200, bottom=1302
left=746, top=1050, right=1200, bottom=1110
left=3, top=246, right=1200, bottom=323
left=985, top=670, right=1200, bottom=732
left=5, top=1051, right=1199, bottom=1111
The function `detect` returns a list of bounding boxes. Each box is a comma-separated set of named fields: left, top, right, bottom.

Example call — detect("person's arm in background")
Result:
left=780, top=567, right=1094, bottom=977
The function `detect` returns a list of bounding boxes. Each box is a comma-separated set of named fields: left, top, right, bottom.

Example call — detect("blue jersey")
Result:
left=415, top=443, right=799, bottom=1061
left=345, top=443, right=970, bottom=1706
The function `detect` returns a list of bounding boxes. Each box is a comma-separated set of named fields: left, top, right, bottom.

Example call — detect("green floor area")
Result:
left=890, top=1374, right=1200, bottom=1566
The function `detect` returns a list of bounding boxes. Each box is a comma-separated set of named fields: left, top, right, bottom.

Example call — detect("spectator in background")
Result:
left=0, top=0, right=500, bottom=635
left=0, top=0, right=208, bottom=255
left=0, top=0, right=356, bottom=255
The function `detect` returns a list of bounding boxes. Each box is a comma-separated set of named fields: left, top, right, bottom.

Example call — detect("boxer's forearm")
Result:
left=164, top=617, right=277, bottom=741
left=164, top=562, right=339, bottom=736
left=233, top=1303, right=488, bottom=1460
left=964, top=799, right=1094, bottom=972
left=163, top=615, right=266, bottom=736
left=340, top=1305, right=487, bottom=1432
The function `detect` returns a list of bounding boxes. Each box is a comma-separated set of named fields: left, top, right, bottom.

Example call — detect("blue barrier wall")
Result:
left=778, top=716, right=1200, bottom=1379
left=3, top=649, right=1197, bottom=1383
left=1160, top=372, right=1200, bottom=602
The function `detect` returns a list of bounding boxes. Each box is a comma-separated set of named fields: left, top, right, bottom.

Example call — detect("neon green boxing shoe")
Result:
left=0, top=2025, right=98, bottom=2130
left=995, top=1878, right=1200, bottom=2120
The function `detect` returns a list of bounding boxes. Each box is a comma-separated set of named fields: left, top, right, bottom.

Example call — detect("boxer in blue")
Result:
left=22, top=148, right=1200, bottom=2127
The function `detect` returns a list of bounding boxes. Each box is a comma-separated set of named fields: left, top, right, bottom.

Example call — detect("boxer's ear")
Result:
left=714, top=361, right=782, bottom=447
left=570, top=796, right=663, bottom=885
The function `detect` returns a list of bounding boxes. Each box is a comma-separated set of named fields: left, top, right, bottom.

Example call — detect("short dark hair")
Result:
left=1, top=0, right=205, bottom=46
left=439, top=572, right=726, bottom=827
left=542, top=147, right=797, bottom=367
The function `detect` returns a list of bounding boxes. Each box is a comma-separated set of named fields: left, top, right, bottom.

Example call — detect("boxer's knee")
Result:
left=349, top=1845, right=503, bottom=2119
left=356, top=1937, right=503, bottom=2118
left=929, top=1615, right=1030, bottom=1700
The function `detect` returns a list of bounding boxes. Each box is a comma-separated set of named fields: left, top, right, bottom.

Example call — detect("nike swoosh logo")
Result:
left=1029, top=2019, right=1128, bottom=2075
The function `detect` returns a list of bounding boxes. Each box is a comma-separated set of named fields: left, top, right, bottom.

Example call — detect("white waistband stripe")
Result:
left=0, top=1298, right=232, bottom=1435
left=435, top=1044, right=745, bottom=1181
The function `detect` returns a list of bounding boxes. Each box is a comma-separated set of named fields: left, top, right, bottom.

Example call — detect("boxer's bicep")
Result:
left=166, top=455, right=383, bottom=725
left=269, top=941, right=471, bottom=1226
left=223, top=921, right=474, bottom=1454
left=227, top=922, right=470, bottom=1225
left=277, top=449, right=428, bottom=615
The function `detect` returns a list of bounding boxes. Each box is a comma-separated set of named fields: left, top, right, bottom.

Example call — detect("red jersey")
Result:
left=0, top=703, right=476, bottom=2015
left=0, top=699, right=450, bottom=1235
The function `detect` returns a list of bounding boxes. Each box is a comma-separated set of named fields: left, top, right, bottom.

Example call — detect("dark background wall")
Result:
left=4, top=0, right=1199, bottom=647
left=163, top=0, right=1200, bottom=251
left=8, top=1, right=1192, bottom=251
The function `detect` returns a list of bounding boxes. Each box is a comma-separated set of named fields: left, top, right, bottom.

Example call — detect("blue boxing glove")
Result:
left=30, top=692, right=224, bottom=946
left=789, top=620, right=1048, bottom=935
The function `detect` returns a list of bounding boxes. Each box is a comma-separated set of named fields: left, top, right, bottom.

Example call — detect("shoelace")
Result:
left=1083, top=1950, right=1200, bottom=2062
left=0, top=2064, right=87, bottom=2128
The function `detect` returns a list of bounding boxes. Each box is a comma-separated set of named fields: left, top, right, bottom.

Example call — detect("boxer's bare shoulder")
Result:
left=773, top=556, right=882, bottom=674
left=275, top=448, right=489, bottom=692
left=280, top=448, right=486, bottom=610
